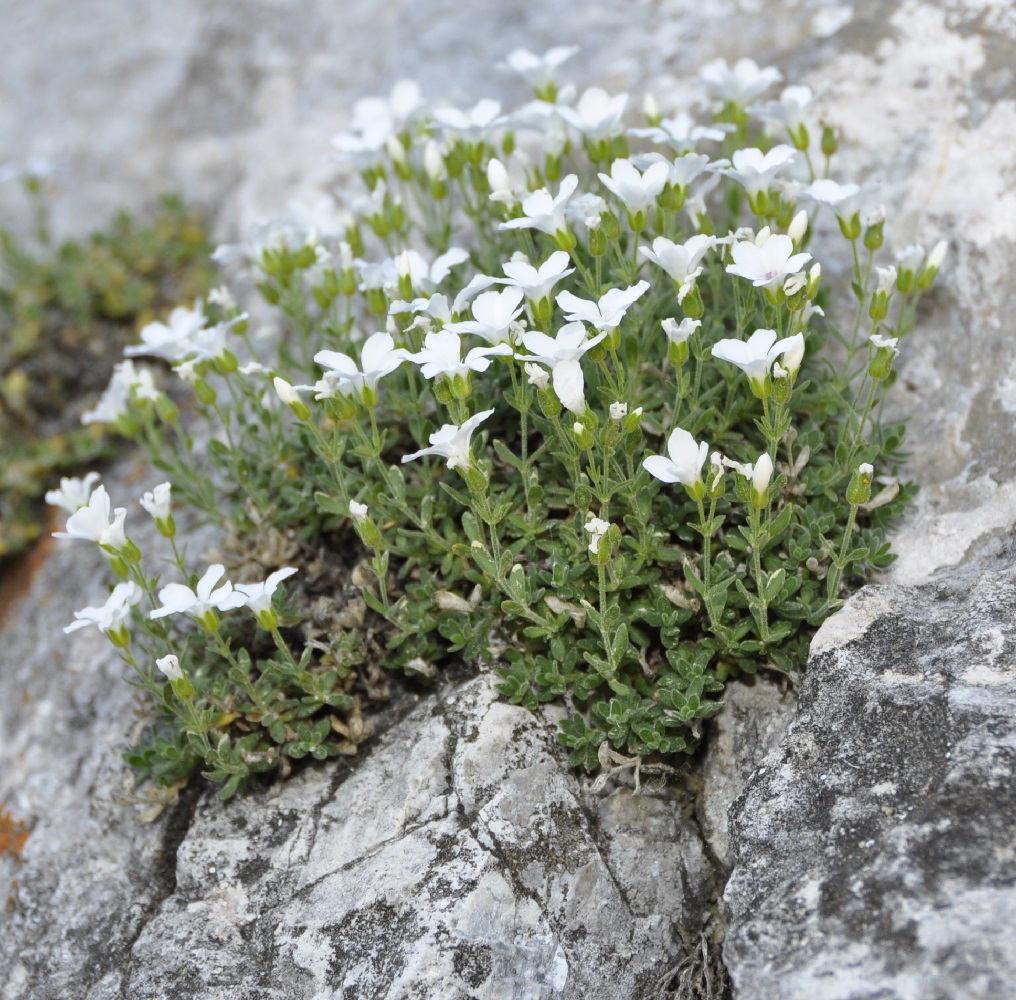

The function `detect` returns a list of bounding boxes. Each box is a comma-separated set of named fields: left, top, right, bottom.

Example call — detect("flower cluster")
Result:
left=64, top=50, right=936, bottom=793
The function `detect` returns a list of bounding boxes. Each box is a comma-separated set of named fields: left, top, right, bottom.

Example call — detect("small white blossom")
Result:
left=125, top=305, right=207, bottom=363
left=406, top=331, right=512, bottom=381
left=150, top=564, right=247, bottom=621
left=433, top=99, right=506, bottom=143
left=556, top=282, right=650, bottom=332
left=401, top=409, right=495, bottom=470
left=870, top=333, right=899, bottom=354
left=445, top=287, right=525, bottom=344
left=313, top=332, right=407, bottom=400
left=64, top=581, right=142, bottom=637
left=53, top=485, right=128, bottom=550
left=348, top=500, right=369, bottom=524
left=82, top=360, right=161, bottom=425
left=499, top=175, right=578, bottom=240
left=524, top=362, right=551, bottom=390
left=236, top=567, right=299, bottom=618
left=639, top=234, right=716, bottom=293
left=643, top=428, right=709, bottom=495
left=487, top=158, right=516, bottom=205
left=699, top=58, right=781, bottom=107
left=631, top=151, right=711, bottom=192
left=500, top=251, right=574, bottom=304
left=139, top=482, right=172, bottom=523
left=750, top=85, right=813, bottom=143
left=515, top=322, right=608, bottom=415
left=719, top=145, right=797, bottom=201
left=45, top=472, right=102, bottom=513
left=609, top=401, right=628, bottom=422
left=584, top=516, right=611, bottom=556
left=504, top=46, right=580, bottom=91
left=629, top=114, right=727, bottom=154
left=876, top=266, right=897, bottom=295
left=558, top=87, right=628, bottom=141
left=751, top=453, right=774, bottom=500
left=597, top=159, right=669, bottom=214
left=712, top=329, right=804, bottom=392
left=156, top=654, right=184, bottom=683
left=726, top=234, right=812, bottom=290
left=662, top=317, right=700, bottom=346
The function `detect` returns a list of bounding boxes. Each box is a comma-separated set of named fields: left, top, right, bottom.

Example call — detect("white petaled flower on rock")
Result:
left=639, top=235, right=717, bottom=295
left=558, top=87, right=628, bottom=141
left=584, top=516, right=611, bottom=556
left=750, top=85, right=813, bottom=146
left=499, top=174, right=579, bottom=244
left=45, top=472, right=102, bottom=513
left=401, top=409, right=495, bottom=471
left=150, top=564, right=248, bottom=626
left=406, top=331, right=512, bottom=381
left=82, top=360, right=161, bottom=426
left=125, top=305, right=207, bottom=363
left=597, top=159, right=669, bottom=215
left=556, top=282, right=650, bottom=333
left=643, top=427, right=709, bottom=499
left=629, top=114, right=727, bottom=154
left=139, top=482, right=172, bottom=524
left=712, top=329, right=805, bottom=395
left=445, top=287, right=525, bottom=344
left=500, top=251, right=574, bottom=306
left=432, top=99, right=506, bottom=144
left=236, top=567, right=299, bottom=629
left=64, top=581, right=143, bottom=644
left=503, top=46, right=580, bottom=91
left=515, top=322, right=608, bottom=415
left=725, top=234, right=812, bottom=291
left=699, top=57, right=782, bottom=107
left=631, top=152, right=712, bottom=193
left=719, top=146, right=797, bottom=204
left=804, top=178, right=866, bottom=224
left=53, top=485, right=128, bottom=551
left=313, top=332, right=407, bottom=403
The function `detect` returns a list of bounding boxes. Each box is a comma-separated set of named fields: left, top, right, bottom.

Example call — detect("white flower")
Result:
left=45, top=472, right=101, bottom=513
left=750, top=85, right=813, bottom=144
left=631, top=151, right=712, bottom=192
left=348, top=500, right=369, bottom=524
left=236, top=567, right=299, bottom=617
left=643, top=427, right=709, bottom=495
left=504, top=46, right=580, bottom=90
left=500, top=251, right=574, bottom=304
left=780, top=333, right=806, bottom=375
left=406, top=331, right=511, bottom=381
left=584, top=516, right=611, bottom=556
left=896, top=243, right=926, bottom=273
left=719, top=145, right=797, bottom=201
left=926, top=239, right=948, bottom=270
left=870, top=333, right=899, bottom=354
left=524, top=362, right=550, bottom=390
left=313, top=332, right=407, bottom=400
left=804, top=179, right=879, bottom=228
left=558, top=87, right=628, bottom=141
left=445, top=287, right=525, bottom=344
left=401, top=409, right=495, bottom=470
left=876, top=265, right=897, bottom=294
left=639, top=234, right=716, bottom=292
left=751, top=453, right=774, bottom=501
left=597, top=159, right=669, bottom=214
left=711, top=329, right=804, bottom=392
left=156, top=654, right=184, bottom=683
left=499, top=174, right=578, bottom=241
left=53, top=485, right=128, bottom=550
left=556, top=282, right=650, bottom=332
left=125, top=305, right=207, bottom=362
left=858, top=462, right=874, bottom=476
left=629, top=114, right=727, bottom=154
left=273, top=376, right=310, bottom=408
left=139, top=482, right=172, bottom=523
left=64, top=581, right=142, bottom=637
left=662, top=317, right=700, bottom=346
left=150, top=564, right=247, bottom=621
left=699, top=58, right=782, bottom=106
left=82, top=360, right=161, bottom=425
left=515, top=322, right=607, bottom=415
left=726, top=234, right=812, bottom=290
left=487, top=158, right=516, bottom=205
left=433, top=99, right=505, bottom=143
left=609, top=401, right=628, bottom=422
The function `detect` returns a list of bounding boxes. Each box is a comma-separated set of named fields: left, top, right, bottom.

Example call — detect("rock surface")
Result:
left=723, top=544, right=1016, bottom=999
left=2, top=0, right=1016, bottom=998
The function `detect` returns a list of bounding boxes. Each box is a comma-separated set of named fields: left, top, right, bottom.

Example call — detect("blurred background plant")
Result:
left=0, top=180, right=215, bottom=561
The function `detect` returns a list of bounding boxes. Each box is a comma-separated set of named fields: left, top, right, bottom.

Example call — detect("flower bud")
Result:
left=600, top=211, right=621, bottom=241
left=194, top=378, right=217, bottom=406
left=573, top=421, right=595, bottom=451
left=537, top=387, right=561, bottom=418
left=464, top=463, right=488, bottom=493
left=274, top=377, right=311, bottom=421
left=788, top=209, right=809, bottom=245
left=820, top=123, right=839, bottom=157
left=918, top=239, right=947, bottom=289
left=751, top=453, right=774, bottom=509
left=847, top=463, right=874, bottom=506
left=807, top=262, right=821, bottom=299
left=868, top=333, right=899, bottom=380
left=622, top=407, right=643, bottom=434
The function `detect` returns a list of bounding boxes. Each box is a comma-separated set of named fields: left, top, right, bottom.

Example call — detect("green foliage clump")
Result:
left=0, top=188, right=214, bottom=560
left=55, top=57, right=944, bottom=798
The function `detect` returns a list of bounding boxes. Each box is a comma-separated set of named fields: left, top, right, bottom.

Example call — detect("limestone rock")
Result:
left=723, top=548, right=1016, bottom=999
